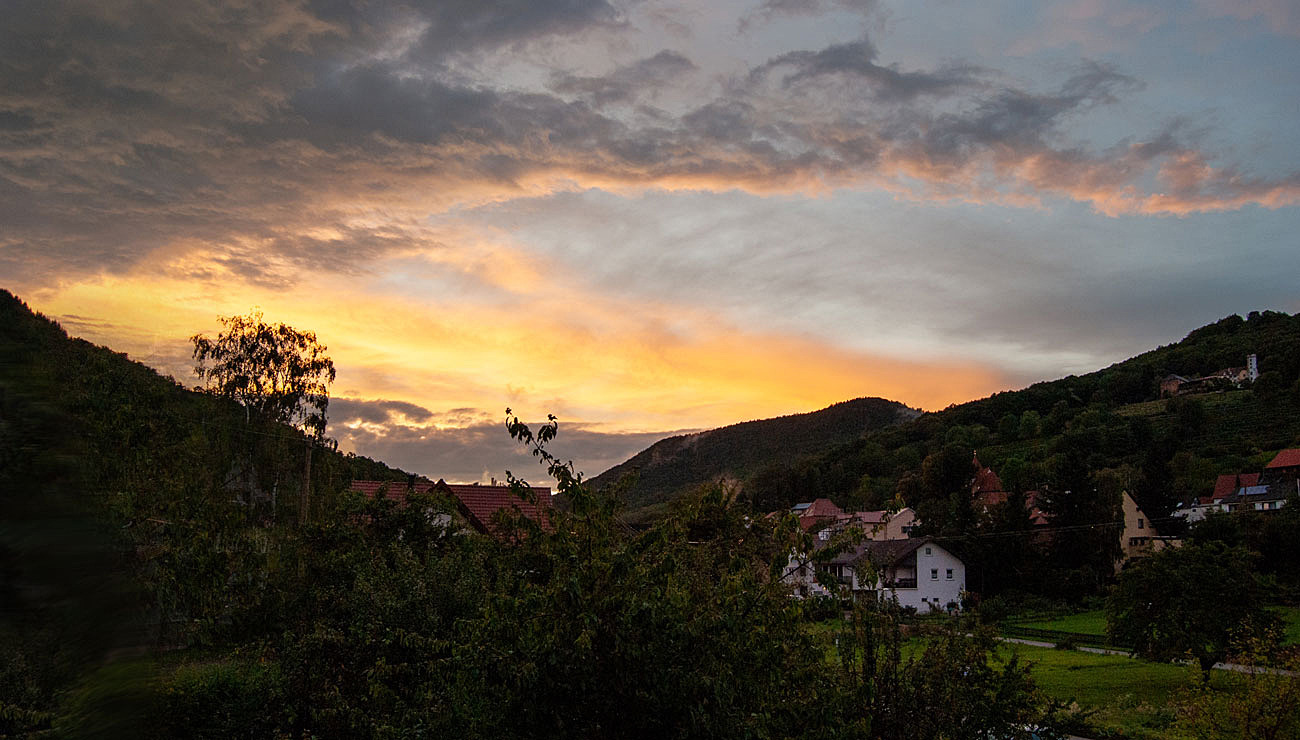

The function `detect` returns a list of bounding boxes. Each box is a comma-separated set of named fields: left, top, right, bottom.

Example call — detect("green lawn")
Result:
left=1016, top=606, right=1300, bottom=645
left=1002, top=642, right=1242, bottom=740
left=1274, top=606, right=1300, bottom=645
left=1015, top=610, right=1108, bottom=636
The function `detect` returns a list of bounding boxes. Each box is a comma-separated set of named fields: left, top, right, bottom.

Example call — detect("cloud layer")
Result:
left=5, top=0, right=1299, bottom=479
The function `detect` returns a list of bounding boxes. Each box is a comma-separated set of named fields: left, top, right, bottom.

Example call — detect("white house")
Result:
left=821, top=537, right=965, bottom=612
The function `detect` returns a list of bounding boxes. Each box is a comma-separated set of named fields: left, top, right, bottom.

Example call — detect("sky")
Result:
left=3, top=0, right=1299, bottom=483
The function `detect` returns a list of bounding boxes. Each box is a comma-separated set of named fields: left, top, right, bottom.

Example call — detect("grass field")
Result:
left=1015, top=607, right=1300, bottom=646
left=1014, top=610, right=1108, bottom=637
left=1276, top=606, right=1300, bottom=645
left=807, top=617, right=1286, bottom=738
left=1001, top=642, right=1241, bottom=740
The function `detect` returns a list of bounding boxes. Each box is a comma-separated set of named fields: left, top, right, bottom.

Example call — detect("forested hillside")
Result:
left=600, top=312, right=1300, bottom=527
left=0, top=290, right=406, bottom=734
left=736, top=311, right=1300, bottom=599
left=589, top=396, right=917, bottom=518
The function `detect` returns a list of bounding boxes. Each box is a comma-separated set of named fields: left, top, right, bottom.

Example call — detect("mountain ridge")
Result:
left=589, top=396, right=919, bottom=515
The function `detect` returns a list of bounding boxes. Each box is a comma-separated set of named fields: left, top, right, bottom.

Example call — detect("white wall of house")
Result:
left=880, top=543, right=964, bottom=612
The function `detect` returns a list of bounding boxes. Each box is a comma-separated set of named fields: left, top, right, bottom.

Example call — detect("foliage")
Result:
left=1107, top=542, right=1278, bottom=679
left=152, top=658, right=284, bottom=740
left=1174, top=629, right=1300, bottom=740
left=191, top=310, right=336, bottom=438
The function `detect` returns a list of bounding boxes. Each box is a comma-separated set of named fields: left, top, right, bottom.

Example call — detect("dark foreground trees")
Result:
left=144, top=413, right=1061, bottom=739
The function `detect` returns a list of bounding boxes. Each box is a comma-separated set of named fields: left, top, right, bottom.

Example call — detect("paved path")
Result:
left=997, top=636, right=1297, bottom=675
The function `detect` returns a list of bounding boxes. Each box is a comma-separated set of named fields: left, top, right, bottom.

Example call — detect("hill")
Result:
left=597, top=311, right=1300, bottom=535
left=588, top=397, right=918, bottom=517
left=0, top=289, right=409, bottom=734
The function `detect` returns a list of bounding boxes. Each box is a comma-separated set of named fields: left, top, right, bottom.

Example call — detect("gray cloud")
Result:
left=911, top=63, right=1140, bottom=163
left=750, top=37, right=981, bottom=101
left=329, top=412, right=683, bottom=484
left=550, top=50, right=697, bottom=105
left=330, top=397, right=438, bottom=424
left=739, top=0, right=880, bottom=32
left=1, top=0, right=1296, bottom=297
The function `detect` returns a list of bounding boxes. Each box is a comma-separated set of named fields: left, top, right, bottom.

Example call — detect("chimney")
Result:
left=491, top=477, right=497, bottom=486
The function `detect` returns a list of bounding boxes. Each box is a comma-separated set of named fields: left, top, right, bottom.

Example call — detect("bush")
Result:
left=152, top=659, right=283, bottom=739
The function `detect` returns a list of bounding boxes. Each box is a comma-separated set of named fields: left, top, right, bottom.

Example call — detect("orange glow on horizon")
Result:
left=27, top=250, right=1012, bottom=438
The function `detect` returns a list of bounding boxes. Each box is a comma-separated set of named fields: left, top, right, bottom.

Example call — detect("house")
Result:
left=1159, top=354, right=1259, bottom=397
left=1120, top=491, right=1179, bottom=562
left=969, top=455, right=1049, bottom=529
left=351, top=478, right=554, bottom=538
left=821, top=538, right=965, bottom=612
left=1175, top=472, right=1261, bottom=522
left=1174, top=448, right=1300, bottom=521
left=1264, top=447, right=1300, bottom=482
left=790, top=499, right=918, bottom=542
left=970, top=454, right=1007, bottom=509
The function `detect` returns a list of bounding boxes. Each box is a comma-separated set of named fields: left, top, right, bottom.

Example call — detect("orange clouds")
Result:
left=29, top=241, right=1009, bottom=442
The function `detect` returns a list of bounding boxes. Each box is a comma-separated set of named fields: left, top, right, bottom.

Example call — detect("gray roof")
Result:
left=829, top=537, right=931, bottom=567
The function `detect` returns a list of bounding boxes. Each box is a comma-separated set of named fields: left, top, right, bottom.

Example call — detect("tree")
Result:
left=191, top=311, right=335, bottom=438
left=1107, top=542, right=1277, bottom=681
left=192, top=312, right=335, bottom=521
left=1175, top=627, right=1300, bottom=740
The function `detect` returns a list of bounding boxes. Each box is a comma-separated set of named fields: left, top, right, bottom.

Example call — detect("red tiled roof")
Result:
left=445, top=483, right=553, bottom=536
left=1024, top=491, right=1050, bottom=527
left=802, top=498, right=844, bottom=518
left=350, top=479, right=440, bottom=502
left=351, top=479, right=553, bottom=536
left=1212, top=473, right=1260, bottom=500
left=1266, top=449, right=1300, bottom=470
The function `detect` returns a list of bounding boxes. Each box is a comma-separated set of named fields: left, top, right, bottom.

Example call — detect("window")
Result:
left=1137, top=518, right=1144, bottom=529
left=946, top=568, right=953, bottom=580
left=925, top=546, right=932, bottom=556
left=930, top=568, right=938, bottom=580
left=818, top=529, right=830, bottom=541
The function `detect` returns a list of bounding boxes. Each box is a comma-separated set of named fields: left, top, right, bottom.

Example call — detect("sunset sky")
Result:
left=4, top=0, right=1298, bottom=482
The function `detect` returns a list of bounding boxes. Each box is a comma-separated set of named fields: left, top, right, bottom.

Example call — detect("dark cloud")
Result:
left=405, top=0, right=623, bottom=57
left=550, top=50, right=697, bottom=106
left=751, top=38, right=981, bottom=101
left=0, top=0, right=1295, bottom=295
left=330, top=415, right=681, bottom=483
left=330, top=397, right=438, bottom=424
left=739, top=0, right=880, bottom=32
left=914, top=63, right=1140, bottom=163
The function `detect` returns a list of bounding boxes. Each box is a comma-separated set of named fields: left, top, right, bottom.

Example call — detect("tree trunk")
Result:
left=301, top=439, right=312, bottom=525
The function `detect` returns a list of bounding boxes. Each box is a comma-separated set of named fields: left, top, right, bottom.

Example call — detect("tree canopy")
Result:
left=191, top=311, right=335, bottom=438
left=1107, top=542, right=1277, bottom=679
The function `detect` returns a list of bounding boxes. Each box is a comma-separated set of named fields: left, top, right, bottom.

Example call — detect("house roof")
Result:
left=970, top=455, right=1004, bottom=495
left=1212, top=473, right=1260, bottom=500
left=1266, top=449, right=1300, bottom=470
left=795, top=498, right=844, bottom=518
left=350, top=479, right=439, bottom=501
left=351, top=479, right=553, bottom=536
left=830, top=537, right=932, bottom=567
left=445, top=483, right=554, bottom=536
